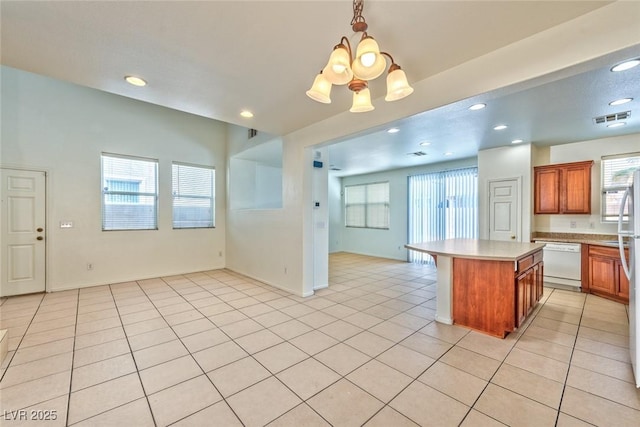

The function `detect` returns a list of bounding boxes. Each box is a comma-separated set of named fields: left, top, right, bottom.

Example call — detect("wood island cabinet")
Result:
left=534, top=161, right=593, bottom=214
left=452, top=248, right=543, bottom=337
left=582, top=244, right=629, bottom=303
left=406, top=239, right=545, bottom=339
left=515, top=251, right=544, bottom=327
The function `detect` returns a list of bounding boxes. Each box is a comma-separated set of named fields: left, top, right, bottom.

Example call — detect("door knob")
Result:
left=37, top=227, right=43, bottom=232
left=37, top=236, right=44, bottom=241
left=511, top=235, right=516, bottom=239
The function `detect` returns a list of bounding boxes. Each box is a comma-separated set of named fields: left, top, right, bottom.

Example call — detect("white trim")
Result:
left=1, top=164, right=51, bottom=294
left=225, top=268, right=305, bottom=298
left=50, top=264, right=226, bottom=293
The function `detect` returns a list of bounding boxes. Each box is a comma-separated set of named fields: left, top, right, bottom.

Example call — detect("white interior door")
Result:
left=1, top=168, right=46, bottom=296
left=489, top=178, right=520, bottom=241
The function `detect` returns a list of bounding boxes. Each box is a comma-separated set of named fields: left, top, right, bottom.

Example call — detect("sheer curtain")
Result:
left=408, top=167, right=478, bottom=263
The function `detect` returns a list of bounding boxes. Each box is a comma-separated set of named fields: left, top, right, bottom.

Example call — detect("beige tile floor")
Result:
left=1, top=252, right=639, bottom=426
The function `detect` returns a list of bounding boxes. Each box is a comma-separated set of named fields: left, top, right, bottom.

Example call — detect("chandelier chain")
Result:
left=351, top=0, right=366, bottom=26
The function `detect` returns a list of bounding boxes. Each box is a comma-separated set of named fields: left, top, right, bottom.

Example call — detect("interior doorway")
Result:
left=488, top=177, right=521, bottom=241
left=1, top=168, right=47, bottom=296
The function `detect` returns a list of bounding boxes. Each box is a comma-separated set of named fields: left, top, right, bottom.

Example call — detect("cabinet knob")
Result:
left=37, top=236, right=44, bottom=241
left=37, top=227, right=43, bottom=232
left=511, top=235, right=516, bottom=240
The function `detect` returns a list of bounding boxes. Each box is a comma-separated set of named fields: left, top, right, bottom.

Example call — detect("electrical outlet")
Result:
left=589, top=222, right=596, bottom=229
left=570, top=221, right=577, bottom=229
left=87, top=263, right=93, bottom=271
left=218, top=251, right=223, bottom=257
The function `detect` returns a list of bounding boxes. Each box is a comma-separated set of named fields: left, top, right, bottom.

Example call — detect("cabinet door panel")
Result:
left=589, top=256, right=616, bottom=294
left=534, top=169, right=560, bottom=214
left=516, top=274, right=526, bottom=327
left=563, top=165, right=591, bottom=214
left=617, top=261, right=630, bottom=300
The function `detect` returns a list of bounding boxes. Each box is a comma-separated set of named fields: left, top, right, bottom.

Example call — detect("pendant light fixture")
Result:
left=306, top=0, right=413, bottom=112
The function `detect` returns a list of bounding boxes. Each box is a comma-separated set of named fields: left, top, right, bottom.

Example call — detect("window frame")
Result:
left=101, top=152, right=159, bottom=231
left=601, top=153, right=640, bottom=223
left=172, top=162, right=216, bottom=229
left=344, top=181, right=390, bottom=230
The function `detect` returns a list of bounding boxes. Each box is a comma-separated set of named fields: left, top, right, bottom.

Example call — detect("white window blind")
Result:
left=172, top=163, right=215, bottom=229
left=601, top=153, right=640, bottom=221
left=102, top=153, right=158, bottom=231
left=345, top=182, right=389, bottom=229
left=408, top=167, right=478, bottom=264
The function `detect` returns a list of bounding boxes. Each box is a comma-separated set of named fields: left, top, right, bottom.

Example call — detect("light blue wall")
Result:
left=331, top=157, right=478, bottom=260
left=1, top=66, right=227, bottom=290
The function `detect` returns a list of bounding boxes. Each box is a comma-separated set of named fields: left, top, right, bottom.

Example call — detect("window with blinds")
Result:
left=101, top=153, right=158, bottom=230
left=601, top=153, right=640, bottom=222
left=344, top=182, right=389, bottom=229
left=172, top=163, right=215, bottom=228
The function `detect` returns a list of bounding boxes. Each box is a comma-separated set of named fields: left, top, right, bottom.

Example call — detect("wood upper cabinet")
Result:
left=534, top=168, right=560, bottom=214
left=534, top=161, right=593, bottom=214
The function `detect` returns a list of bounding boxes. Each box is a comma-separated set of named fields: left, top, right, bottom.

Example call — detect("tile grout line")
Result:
left=64, top=289, right=81, bottom=427
left=552, top=288, right=587, bottom=427
left=153, top=275, right=247, bottom=427
left=0, top=293, right=46, bottom=384
left=102, top=283, right=159, bottom=427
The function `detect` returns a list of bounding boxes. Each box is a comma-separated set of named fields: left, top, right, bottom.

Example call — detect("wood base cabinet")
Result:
left=582, top=244, right=629, bottom=303
left=534, top=161, right=593, bottom=214
left=453, top=249, right=543, bottom=338
left=516, top=253, right=544, bottom=327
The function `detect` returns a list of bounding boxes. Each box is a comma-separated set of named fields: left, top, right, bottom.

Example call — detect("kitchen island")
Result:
left=406, top=239, right=545, bottom=338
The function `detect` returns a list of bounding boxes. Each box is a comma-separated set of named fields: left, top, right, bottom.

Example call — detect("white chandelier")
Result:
left=306, top=0, right=413, bottom=112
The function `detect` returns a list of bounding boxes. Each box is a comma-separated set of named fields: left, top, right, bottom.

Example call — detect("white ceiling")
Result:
left=2, top=1, right=639, bottom=177
left=326, top=46, right=640, bottom=176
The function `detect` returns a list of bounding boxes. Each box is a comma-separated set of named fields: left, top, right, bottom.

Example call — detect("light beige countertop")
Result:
left=405, top=238, right=545, bottom=261
left=531, top=232, right=627, bottom=248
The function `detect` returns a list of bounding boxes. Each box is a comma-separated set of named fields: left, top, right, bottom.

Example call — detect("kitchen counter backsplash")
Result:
left=531, top=232, right=626, bottom=246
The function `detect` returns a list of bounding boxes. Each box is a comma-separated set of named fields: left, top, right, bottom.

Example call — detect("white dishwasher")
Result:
left=537, top=241, right=582, bottom=290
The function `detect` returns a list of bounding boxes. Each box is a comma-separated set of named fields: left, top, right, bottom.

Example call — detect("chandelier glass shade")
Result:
left=306, top=73, right=332, bottom=104
left=322, top=44, right=353, bottom=85
left=306, top=0, right=413, bottom=112
left=350, top=88, right=374, bottom=112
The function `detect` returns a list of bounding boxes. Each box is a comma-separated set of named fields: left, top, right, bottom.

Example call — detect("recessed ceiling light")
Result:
left=444, top=152, right=453, bottom=156
left=607, top=122, right=626, bottom=128
left=493, top=125, right=508, bottom=130
left=611, top=59, right=640, bottom=72
left=609, top=98, right=633, bottom=106
left=387, top=128, right=400, bottom=134
left=511, top=139, right=524, bottom=144
left=124, top=76, right=147, bottom=87
left=240, top=110, right=254, bottom=118
left=469, top=103, right=486, bottom=111
left=419, top=141, right=431, bottom=146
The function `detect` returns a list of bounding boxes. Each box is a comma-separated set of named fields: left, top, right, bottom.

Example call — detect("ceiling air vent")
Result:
left=407, top=151, right=427, bottom=156
left=248, top=128, right=258, bottom=139
left=593, top=111, right=631, bottom=124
